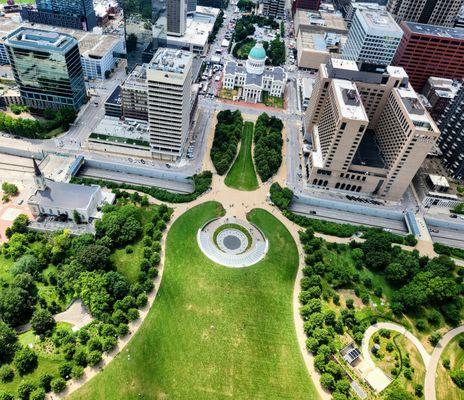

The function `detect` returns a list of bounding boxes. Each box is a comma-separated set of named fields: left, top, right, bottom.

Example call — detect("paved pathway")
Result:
left=362, top=322, right=464, bottom=400
left=425, top=325, right=464, bottom=400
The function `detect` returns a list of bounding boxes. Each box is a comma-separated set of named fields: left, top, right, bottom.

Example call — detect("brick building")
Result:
left=393, top=22, right=464, bottom=91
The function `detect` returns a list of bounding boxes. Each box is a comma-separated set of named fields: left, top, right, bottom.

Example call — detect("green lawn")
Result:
left=262, top=92, right=284, bottom=109
left=111, top=241, right=143, bottom=284
left=70, top=202, right=317, bottom=400
left=225, top=122, right=259, bottom=191
left=0, top=0, right=32, bottom=3
left=0, top=254, right=13, bottom=284
left=436, top=333, right=464, bottom=400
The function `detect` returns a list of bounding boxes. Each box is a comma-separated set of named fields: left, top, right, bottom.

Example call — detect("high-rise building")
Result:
left=187, top=0, right=197, bottom=14
left=121, top=64, right=148, bottom=121
left=5, top=27, right=86, bottom=110
left=167, top=0, right=187, bottom=36
left=305, top=58, right=440, bottom=200
left=147, top=48, right=193, bottom=161
left=393, top=22, right=464, bottom=91
left=262, top=0, right=286, bottom=19
left=438, top=85, right=464, bottom=180
left=342, top=9, right=403, bottom=65
left=123, top=0, right=167, bottom=70
left=20, top=0, right=97, bottom=31
left=387, top=0, right=464, bottom=27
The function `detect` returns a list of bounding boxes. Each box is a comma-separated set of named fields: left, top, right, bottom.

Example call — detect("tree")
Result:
left=1, top=182, right=18, bottom=197
left=5, top=214, right=29, bottom=238
left=429, top=332, right=442, bottom=347
left=14, top=347, right=38, bottom=376
left=58, top=362, right=73, bottom=380
left=38, top=373, right=53, bottom=392
left=0, top=322, right=17, bottom=364
left=384, top=384, right=414, bottom=400
left=320, top=373, right=335, bottom=391
left=31, top=309, right=55, bottom=336
left=73, top=210, right=82, bottom=224
left=0, top=286, right=35, bottom=326
left=11, top=255, right=41, bottom=278
left=76, top=244, right=111, bottom=271
left=17, top=382, right=35, bottom=400
left=87, top=350, right=102, bottom=366
left=75, top=271, right=111, bottom=318
left=51, top=377, right=66, bottom=393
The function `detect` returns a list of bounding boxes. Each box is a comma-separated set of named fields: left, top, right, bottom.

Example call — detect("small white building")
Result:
left=28, top=159, right=114, bottom=222
left=222, top=42, right=285, bottom=103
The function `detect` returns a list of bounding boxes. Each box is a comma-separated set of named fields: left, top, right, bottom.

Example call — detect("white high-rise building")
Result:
left=147, top=48, right=193, bottom=161
left=342, top=9, right=403, bottom=66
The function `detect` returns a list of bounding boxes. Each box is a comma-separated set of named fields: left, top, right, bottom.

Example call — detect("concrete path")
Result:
left=425, top=325, right=464, bottom=400
left=362, top=322, right=431, bottom=370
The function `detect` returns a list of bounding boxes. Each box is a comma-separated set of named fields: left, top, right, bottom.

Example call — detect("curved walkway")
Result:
left=425, top=325, right=464, bottom=400
left=362, top=322, right=430, bottom=370
left=362, top=322, right=464, bottom=400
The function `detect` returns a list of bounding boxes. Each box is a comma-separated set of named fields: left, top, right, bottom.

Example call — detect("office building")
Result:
left=291, top=0, right=321, bottom=15
left=262, top=0, right=285, bottom=19
left=167, top=0, right=187, bottom=36
left=343, top=2, right=387, bottom=27
left=393, top=22, right=464, bottom=91
left=5, top=27, right=86, bottom=110
left=342, top=9, right=403, bottom=65
left=294, top=8, right=348, bottom=36
left=104, top=86, right=122, bottom=118
left=187, top=0, right=197, bottom=14
left=166, top=6, right=220, bottom=55
left=421, top=77, right=461, bottom=120
left=197, top=0, right=226, bottom=8
left=0, top=19, right=123, bottom=81
left=305, top=58, right=440, bottom=201
left=123, top=0, right=166, bottom=70
left=121, top=64, right=148, bottom=121
left=297, top=31, right=345, bottom=69
left=20, top=0, right=97, bottom=31
left=438, top=85, right=464, bottom=180
left=147, top=48, right=193, bottom=161
left=387, top=0, right=464, bottom=27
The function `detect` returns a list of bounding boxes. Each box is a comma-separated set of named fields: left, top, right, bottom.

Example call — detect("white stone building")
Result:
left=222, top=42, right=286, bottom=103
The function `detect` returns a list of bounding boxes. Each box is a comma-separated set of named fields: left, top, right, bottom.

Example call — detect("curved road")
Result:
left=425, top=325, right=464, bottom=400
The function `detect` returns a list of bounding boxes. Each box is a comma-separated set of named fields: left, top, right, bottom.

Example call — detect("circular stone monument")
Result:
left=197, top=217, right=268, bottom=268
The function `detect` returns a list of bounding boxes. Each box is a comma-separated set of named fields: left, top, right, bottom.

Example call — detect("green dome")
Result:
left=249, top=43, right=266, bottom=60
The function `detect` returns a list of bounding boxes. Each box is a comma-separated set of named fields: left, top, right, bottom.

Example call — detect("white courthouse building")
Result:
left=222, top=42, right=286, bottom=103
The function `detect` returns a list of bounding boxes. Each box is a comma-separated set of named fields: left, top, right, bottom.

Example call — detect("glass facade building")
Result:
left=123, top=0, right=167, bottom=70
left=20, top=0, right=97, bottom=31
left=5, top=28, right=87, bottom=110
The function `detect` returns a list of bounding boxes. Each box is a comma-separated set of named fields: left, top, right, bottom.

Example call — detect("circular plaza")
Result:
left=197, top=216, right=268, bottom=268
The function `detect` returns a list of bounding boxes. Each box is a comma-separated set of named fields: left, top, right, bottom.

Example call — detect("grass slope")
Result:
left=70, top=202, right=317, bottom=400
left=436, top=333, right=464, bottom=400
left=225, top=122, right=259, bottom=191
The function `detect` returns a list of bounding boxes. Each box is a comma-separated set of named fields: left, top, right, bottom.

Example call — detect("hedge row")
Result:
left=71, top=171, right=212, bottom=204
left=270, top=183, right=417, bottom=245
left=434, top=242, right=464, bottom=260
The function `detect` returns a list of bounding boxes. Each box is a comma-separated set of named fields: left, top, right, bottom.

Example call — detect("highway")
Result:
left=290, top=202, right=408, bottom=234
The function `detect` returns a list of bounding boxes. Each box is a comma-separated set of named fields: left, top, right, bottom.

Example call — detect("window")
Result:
left=340, top=122, right=347, bottom=130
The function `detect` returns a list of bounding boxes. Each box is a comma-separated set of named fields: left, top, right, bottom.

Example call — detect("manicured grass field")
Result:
left=436, top=333, right=464, bottom=400
left=70, top=202, right=317, bottom=400
left=111, top=241, right=143, bottom=284
left=225, top=122, right=259, bottom=191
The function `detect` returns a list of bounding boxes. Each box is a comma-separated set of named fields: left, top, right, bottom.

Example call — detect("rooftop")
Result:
left=5, top=27, right=76, bottom=52
left=405, top=21, right=464, bottom=40
left=0, top=19, right=122, bottom=58
left=295, top=9, right=348, bottom=33
left=29, top=179, right=100, bottom=211
left=148, top=48, right=193, bottom=74
left=332, top=79, right=369, bottom=121
left=123, top=64, right=147, bottom=91
left=93, top=116, right=149, bottom=141
left=356, top=9, right=403, bottom=37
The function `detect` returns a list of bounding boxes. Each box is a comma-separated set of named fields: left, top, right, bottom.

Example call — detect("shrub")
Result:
left=102, top=336, right=117, bottom=352
left=58, top=362, right=73, bottom=380
left=386, top=342, right=394, bottom=352
left=29, top=388, right=45, bottom=400
left=38, top=373, right=53, bottom=392
left=74, top=347, right=88, bottom=367
left=17, top=382, right=35, bottom=400
left=414, top=384, right=423, bottom=397
left=14, top=347, right=38, bottom=376
left=0, top=392, right=14, bottom=400
left=345, top=298, right=354, bottom=309
left=429, top=332, right=442, bottom=347
left=0, top=365, right=14, bottom=383
left=71, top=365, right=84, bottom=380
left=87, top=350, right=103, bottom=367
left=451, top=370, right=464, bottom=389
left=443, top=358, right=450, bottom=369
left=87, top=337, right=102, bottom=352
left=320, top=373, right=335, bottom=391
left=415, top=319, right=427, bottom=331
left=51, top=377, right=67, bottom=393
left=127, top=308, right=139, bottom=321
